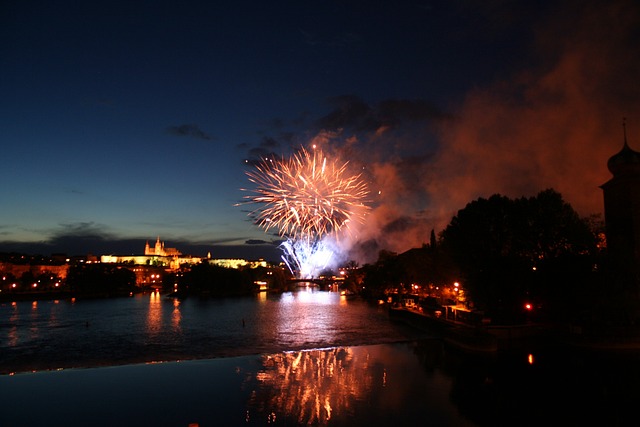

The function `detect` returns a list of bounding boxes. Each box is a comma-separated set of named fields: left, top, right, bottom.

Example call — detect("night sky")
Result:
left=2, top=0, right=639, bottom=261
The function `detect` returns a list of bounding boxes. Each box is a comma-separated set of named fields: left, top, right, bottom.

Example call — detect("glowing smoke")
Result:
left=244, top=1, right=639, bottom=266
left=319, top=1, right=640, bottom=264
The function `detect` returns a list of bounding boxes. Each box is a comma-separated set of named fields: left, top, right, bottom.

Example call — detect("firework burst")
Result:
left=242, top=146, right=370, bottom=278
left=245, top=146, right=369, bottom=240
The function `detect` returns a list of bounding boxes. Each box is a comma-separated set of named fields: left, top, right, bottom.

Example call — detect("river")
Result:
left=1, top=289, right=638, bottom=426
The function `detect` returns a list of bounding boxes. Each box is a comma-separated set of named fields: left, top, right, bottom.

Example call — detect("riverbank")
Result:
left=0, top=291, right=73, bottom=301
left=388, top=305, right=499, bottom=352
left=0, top=290, right=141, bottom=302
left=387, top=304, right=640, bottom=354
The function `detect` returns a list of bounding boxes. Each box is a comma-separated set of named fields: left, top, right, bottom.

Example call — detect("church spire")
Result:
left=607, top=118, right=640, bottom=176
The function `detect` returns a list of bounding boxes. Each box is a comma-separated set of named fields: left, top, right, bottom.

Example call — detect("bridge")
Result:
left=287, top=278, right=343, bottom=287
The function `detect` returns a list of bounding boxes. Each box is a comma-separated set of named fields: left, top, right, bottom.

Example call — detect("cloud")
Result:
left=42, top=222, right=137, bottom=255
left=377, top=99, right=451, bottom=125
left=240, top=136, right=287, bottom=167
left=314, top=95, right=450, bottom=133
left=52, top=222, right=110, bottom=239
left=245, top=239, right=279, bottom=245
left=315, top=95, right=373, bottom=130
left=0, top=223, right=283, bottom=261
left=0, top=223, right=141, bottom=256
left=166, top=124, right=213, bottom=140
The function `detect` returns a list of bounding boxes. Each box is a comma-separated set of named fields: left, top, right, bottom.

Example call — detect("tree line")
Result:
left=357, top=189, right=613, bottom=326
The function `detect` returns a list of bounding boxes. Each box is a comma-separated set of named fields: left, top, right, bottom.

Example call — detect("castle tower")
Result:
left=154, top=236, right=164, bottom=257
left=600, top=119, right=640, bottom=295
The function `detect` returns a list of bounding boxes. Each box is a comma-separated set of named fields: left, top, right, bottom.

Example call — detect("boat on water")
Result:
left=340, top=289, right=358, bottom=298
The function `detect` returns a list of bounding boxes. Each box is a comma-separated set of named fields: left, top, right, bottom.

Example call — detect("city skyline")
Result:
left=2, top=0, right=639, bottom=262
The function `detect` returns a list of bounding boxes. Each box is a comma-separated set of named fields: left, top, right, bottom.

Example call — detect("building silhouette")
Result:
left=601, top=120, right=640, bottom=303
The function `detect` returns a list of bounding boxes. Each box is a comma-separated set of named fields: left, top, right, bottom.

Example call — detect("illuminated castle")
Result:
left=144, top=236, right=181, bottom=257
left=101, top=237, right=268, bottom=278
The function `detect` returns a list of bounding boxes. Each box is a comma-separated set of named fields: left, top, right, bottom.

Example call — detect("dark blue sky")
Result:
left=2, top=0, right=639, bottom=261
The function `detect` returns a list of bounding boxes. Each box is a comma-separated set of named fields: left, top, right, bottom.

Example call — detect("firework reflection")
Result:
left=245, top=347, right=370, bottom=425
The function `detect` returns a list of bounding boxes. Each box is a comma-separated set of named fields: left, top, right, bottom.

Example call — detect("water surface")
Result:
left=0, top=289, right=423, bottom=373
left=1, top=290, right=638, bottom=426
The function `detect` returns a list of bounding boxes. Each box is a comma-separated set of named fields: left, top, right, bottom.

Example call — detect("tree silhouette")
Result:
left=66, top=264, right=136, bottom=296
left=439, top=189, right=598, bottom=323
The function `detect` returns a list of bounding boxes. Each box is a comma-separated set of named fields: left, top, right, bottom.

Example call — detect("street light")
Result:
left=453, top=282, right=460, bottom=306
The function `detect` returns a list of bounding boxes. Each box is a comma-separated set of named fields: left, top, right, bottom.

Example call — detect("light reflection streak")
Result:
left=29, top=301, right=39, bottom=340
left=280, top=292, right=295, bottom=304
left=146, top=291, right=162, bottom=335
left=295, top=288, right=333, bottom=305
left=47, top=300, right=60, bottom=329
left=257, top=291, right=267, bottom=303
left=171, top=298, right=181, bottom=331
left=7, top=302, right=19, bottom=347
left=276, top=291, right=339, bottom=344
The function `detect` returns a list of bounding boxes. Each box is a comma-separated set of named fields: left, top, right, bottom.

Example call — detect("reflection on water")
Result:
left=0, top=300, right=639, bottom=426
left=238, top=341, right=476, bottom=426
left=257, top=291, right=267, bottom=303
left=47, top=300, right=59, bottom=329
left=29, top=301, right=39, bottom=340
left=5, top=291, right=635, bottom=424
left=0, top=341, right=476, bottom=427
left=171, top=298, right=181, bottom=331
left=146, top=291, right=163, bottom=335
left=247, top=348, right=366, bottom=424
left=1, top=290, right=418, bottom=375
left=7, top=302, right=18, bottom=347
left=275, top=289, right=341, bottom=347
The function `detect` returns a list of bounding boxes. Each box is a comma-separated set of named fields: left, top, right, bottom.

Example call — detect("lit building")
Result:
left=100, top=237, right=270, bottom=274
left=144, top=236, right=181, bottom=257
left=101, top=237, right=195, bottom=272
left=207, top=258, right=268, bottom=269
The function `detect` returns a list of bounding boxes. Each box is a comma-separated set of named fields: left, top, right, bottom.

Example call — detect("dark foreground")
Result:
left=1, top=341, right=475, bottom=427
left=2, top=339, right=639, bottom=427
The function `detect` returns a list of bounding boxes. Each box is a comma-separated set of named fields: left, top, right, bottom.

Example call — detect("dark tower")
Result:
left=600, top=119, right=640, bottom=300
